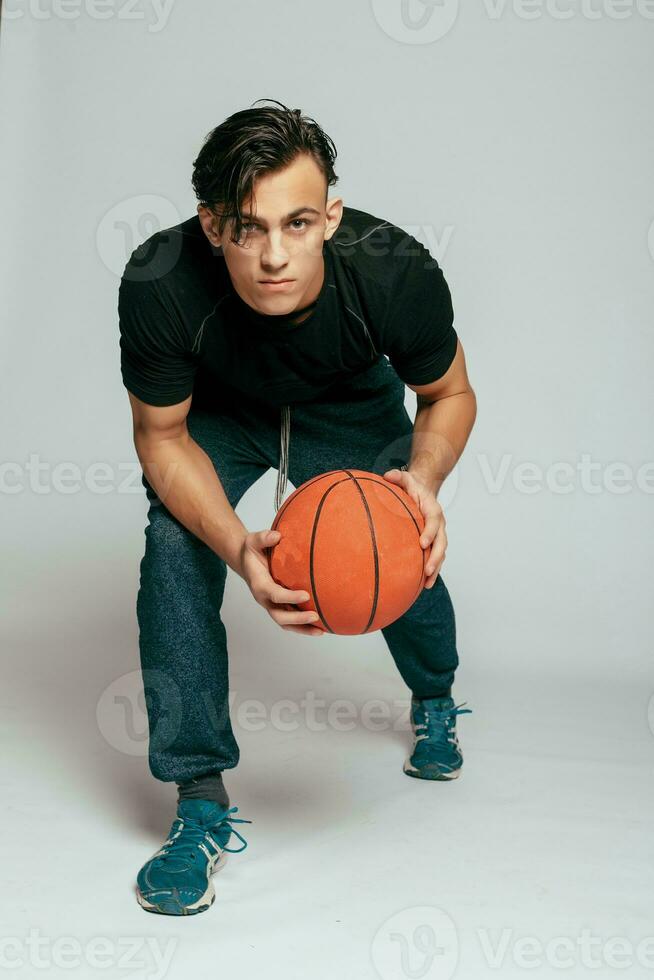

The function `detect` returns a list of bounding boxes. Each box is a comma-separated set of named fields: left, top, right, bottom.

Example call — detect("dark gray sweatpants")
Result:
left=135, top=355, right=459, bottom=808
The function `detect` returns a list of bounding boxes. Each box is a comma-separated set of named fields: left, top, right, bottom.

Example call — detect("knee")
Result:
left=143, top=506, right=226, bottom=579
left=400, top=574, right=451, bottom=619
left=145, top=506, right=192, bottom=550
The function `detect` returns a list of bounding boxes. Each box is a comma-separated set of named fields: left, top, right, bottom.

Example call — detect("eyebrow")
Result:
left=240, top=206, right=321, bottom=225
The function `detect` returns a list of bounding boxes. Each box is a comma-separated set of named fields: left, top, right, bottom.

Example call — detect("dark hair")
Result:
left=192, top=99, right=339, bottom=244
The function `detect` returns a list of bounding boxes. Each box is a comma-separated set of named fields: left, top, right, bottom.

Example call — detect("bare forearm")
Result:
left=407, top=390, right=477, bottom=496
left=134, top=429, right=248, bottom=576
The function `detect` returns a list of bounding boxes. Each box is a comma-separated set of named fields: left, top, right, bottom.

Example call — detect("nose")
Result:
left=260, top=230, right=290, bottom=271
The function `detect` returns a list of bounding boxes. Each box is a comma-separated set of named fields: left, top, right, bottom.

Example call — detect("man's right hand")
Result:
left=239, top=529, right=325, bottom=637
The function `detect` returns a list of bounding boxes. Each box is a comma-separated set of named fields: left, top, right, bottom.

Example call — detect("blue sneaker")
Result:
left=403, top=695, right=472, bottom=781
left=136, top=799, right=252, bottom=915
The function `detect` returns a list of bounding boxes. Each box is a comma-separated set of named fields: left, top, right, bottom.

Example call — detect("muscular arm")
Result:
left=128, top=392, right=248, bottom=576
left=404, top=338, right=477, bottom=496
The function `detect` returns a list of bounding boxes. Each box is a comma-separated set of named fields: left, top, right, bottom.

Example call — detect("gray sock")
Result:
left=176, top=771, right=230, bottom=810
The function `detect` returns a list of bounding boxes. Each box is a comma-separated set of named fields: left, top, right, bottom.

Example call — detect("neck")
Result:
left=290, top=256, right=324, bottom=323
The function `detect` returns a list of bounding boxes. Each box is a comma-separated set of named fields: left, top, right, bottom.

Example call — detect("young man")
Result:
left=118, top=100, right=477, bottom=916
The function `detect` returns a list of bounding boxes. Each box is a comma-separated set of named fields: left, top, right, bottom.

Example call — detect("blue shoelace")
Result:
left=414, top=700, right=473, bottom=747
left=154, top=805, right=252, bottom=867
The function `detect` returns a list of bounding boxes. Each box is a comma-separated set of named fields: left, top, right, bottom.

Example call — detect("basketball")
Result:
left=267, top=469, right=426, bottom=635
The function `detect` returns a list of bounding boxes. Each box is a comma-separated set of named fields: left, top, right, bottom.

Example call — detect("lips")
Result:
left=260, top=279, right=294, bottom=284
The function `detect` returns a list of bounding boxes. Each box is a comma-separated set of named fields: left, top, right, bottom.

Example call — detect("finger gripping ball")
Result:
left=267, top=469, right=426, bottom=635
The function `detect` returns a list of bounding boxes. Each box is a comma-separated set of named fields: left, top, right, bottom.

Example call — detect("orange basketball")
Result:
left=267, top=469, right=426, bottom=635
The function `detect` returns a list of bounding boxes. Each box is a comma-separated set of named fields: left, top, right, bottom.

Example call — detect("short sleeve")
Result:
left=383, top=231, right=458, bottom=386
left=118, top=269, right=196, bottom=407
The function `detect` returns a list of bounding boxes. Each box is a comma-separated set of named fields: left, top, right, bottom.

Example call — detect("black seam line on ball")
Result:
left=301, top=470, right=386, bottom=633
left=358, top=476, right=427, bottom=605
left=309, top=481, right=345, bottom=634
left=308, top=471, right=384, bottom=633
left=345, top=474, right=425, bottom=624
left=343, top=470, right=379, bottom=634
left=350, top=477, right=426, bottom=603
left=327, top=475, right=425, bottom=611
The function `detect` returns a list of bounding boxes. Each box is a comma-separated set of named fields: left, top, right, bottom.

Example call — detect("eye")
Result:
left=290, top=218, right=310, bottom=230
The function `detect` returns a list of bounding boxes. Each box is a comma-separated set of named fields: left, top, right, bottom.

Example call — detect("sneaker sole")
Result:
left=136, top=850, right=229, bottom=916
left=403, top=756, right=462, bottom=781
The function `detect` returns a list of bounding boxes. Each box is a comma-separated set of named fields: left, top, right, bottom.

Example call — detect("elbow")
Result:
left=468, top=385, right=478, bottom=431
left=468, top=384, right=477, bottom=414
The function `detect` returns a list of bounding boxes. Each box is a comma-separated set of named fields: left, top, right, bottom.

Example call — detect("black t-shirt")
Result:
left=117, top=205, right=457, bottom=410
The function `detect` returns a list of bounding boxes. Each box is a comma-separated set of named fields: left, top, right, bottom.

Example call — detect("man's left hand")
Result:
left=382, top=468, right=447, bottom=589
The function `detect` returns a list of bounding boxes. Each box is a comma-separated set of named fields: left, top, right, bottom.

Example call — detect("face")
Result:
left=197, top=153, right=343, bottom=315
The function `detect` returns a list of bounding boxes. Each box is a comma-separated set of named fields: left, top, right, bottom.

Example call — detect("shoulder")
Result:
left=330, top=206, right=396, bottom=249
left=119, top=214, right=220, bottom=296
left=329, top=206, right=424, bottom=287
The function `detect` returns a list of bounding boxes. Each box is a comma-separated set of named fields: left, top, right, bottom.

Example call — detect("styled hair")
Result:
left=191, top=99, right=339, bottom=244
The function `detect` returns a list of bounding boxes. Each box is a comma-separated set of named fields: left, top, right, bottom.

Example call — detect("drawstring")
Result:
left=271, top=316, right=380, bottom=513
left=275, top=404, right=291, bottom=512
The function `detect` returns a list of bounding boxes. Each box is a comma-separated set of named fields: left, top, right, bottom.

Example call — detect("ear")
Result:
left=324, top=196, right=344, bottom=241
left=197, top=203, right=222, bottom=249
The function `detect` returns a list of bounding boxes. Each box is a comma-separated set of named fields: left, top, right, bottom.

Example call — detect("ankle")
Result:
left=176, top=772, right=230, bottom=809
